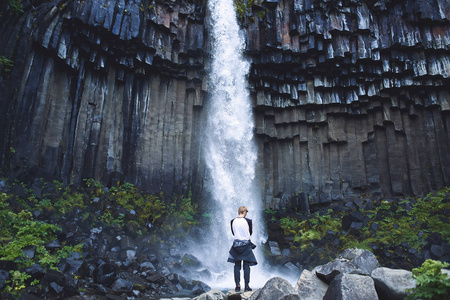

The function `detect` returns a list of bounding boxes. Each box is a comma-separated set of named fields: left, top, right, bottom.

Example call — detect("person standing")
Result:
left=227, top=206, right=257, bottom=292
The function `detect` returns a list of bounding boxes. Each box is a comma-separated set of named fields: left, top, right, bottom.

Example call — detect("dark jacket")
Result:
left=227, top=240, right=257, bottom=265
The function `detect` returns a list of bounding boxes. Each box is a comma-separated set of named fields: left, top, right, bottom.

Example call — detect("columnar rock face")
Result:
left=0, top=0, right=208, bottom=196
left=247, top=0, right=450, bottom=204
left=0, top=0, right=449, bottom=205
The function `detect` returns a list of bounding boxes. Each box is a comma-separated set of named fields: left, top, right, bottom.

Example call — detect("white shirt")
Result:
left=232, top=217, right=251, bottom=240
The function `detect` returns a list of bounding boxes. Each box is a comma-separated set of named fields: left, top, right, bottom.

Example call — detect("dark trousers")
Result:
left=234, top=260, right=250, bottom=286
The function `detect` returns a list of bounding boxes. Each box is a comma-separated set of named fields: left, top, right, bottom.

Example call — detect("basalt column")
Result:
left=0, top=0, right=208, bottom=196
left=0, top=0, right=449, bottom=205
left=244, top=0, right=450, bottom=206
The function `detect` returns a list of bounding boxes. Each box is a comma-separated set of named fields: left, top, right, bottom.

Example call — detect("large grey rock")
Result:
left=314, top=258, right=357, bottom=284
left=371, top=267, right=416, bottom=300
left=249, top=277, right=300, bottom=300
left=296, top=269, right=328, bottom=300
left=339, top=248, right=365, bottom=260
left=350, top=249, right=380, bottom=275
left=194, top=289, right=227, bottom=300
left=323, top=273, right=379, bottom=300
left=314, top=249, right=380, bottom=283
left=181, top=254, right=201, bottom=269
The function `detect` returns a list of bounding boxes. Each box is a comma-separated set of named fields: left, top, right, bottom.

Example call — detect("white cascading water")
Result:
left=195, top=0, right=268, bottom=289
left=186, top=0, right=300, bottom=289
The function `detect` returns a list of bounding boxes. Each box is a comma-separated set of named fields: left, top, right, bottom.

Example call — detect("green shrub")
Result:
left=3, top=270, right=30, bottom=295
left=274, top=187, right=450, bottom=259
left=342, top=188, right=450, bottom=251
left=407, top=259, right=450, bottom=300
left=279, top=209, right=342, bottom=251
left=234, top=0, right=253, bottom=20
left=0, top=191, right=83, bottom=295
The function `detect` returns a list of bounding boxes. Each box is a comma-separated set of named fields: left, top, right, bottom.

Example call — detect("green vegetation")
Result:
left=0, top=192, right=83, bottom=295
left=407, top=259, right=450, bottom=300
left=234, top=0, right=254, bottom=20
left=0, top=56, right=14, bottom=73
left=342, top=190, right=450, bottom=251
left=280, top=208, right=341, bottom=251
left=0, top=178, right=203, bottom=296
left=275, top=187, right=450, bottom=257
left=233, top=0, right=266, bottom=22
left=160, top=192, right=198, bottom=238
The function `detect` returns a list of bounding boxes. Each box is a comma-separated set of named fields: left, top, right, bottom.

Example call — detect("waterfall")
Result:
left=205, top=0, right=258, bottom=226
left=195, top=0, right=267, bottom=289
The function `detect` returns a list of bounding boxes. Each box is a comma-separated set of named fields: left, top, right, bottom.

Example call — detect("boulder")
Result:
left=323, top=273, right=379, bottom=300
left=41, top=269, right=66, bottom=296
left=59, top=257, right=88, bottom=277
left=371, top=267, right=416, bottom=300
left=111, top=278, right=133, bottom=292
left=191, top=280, right=212, bottom=296
left=314, top=258, right=358, bottom=284
left=25, top=264, right=46, bottom=281
left=181, top=253, right=201, bottom=269
left=94, top=262, right=117, bottom=286
left=249, top=277, right=300, bottom=300
left=195, top=289, right=227, bottom=300
left=351, top=250, right=380, bottom=275
left=315, top=249, right=380, bottom=283
left=140, top=261, right=157, bottom=272
left=295, top=269, right=328, bottom=300
left=339, top=248, right=365, bottom=260
left=342, top=211, right=365, bottom=231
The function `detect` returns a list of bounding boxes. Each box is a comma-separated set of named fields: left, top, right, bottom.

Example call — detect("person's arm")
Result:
left=230, top=218, right=235, bottom=236
left=246, top=218, right=253, bottom=235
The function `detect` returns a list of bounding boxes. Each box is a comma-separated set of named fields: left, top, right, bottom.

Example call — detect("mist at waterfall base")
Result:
left=182, top=0, right=300, bottom=290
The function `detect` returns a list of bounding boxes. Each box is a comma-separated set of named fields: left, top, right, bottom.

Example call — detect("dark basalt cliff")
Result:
left=0, top=0, right=449, bottom=206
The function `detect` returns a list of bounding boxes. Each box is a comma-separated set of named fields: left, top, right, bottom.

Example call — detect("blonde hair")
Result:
left=238, top=206, right=248, bottom=214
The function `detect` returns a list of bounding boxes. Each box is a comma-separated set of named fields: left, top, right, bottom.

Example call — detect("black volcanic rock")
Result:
left=0, top=0, right=448, bottom=207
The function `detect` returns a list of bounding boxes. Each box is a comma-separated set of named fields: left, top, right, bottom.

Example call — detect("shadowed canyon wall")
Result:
left=0, top=0, right=449, bottom=206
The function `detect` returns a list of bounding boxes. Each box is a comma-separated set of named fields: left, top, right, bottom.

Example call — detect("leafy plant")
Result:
left=265, top=208, right=277, bottom=215
left=83, top=178, right=105, bottom=196
left=160, top=192, right=199, bottom=239
left=4, top=270, right=30, bottom=295
left=341, top=188, right=450, bottom=251
left=234, top=0, right=253, bottom=20
left=407, top=259, right=450, bottom=300
left=279, top=208, right=342, bottom=251
left=275, top=187, right=450, bottom=260
left=0, top=56, right=14, bottom=73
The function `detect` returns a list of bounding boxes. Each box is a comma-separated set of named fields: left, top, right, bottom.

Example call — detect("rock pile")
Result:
left=190, top=248, right=448, bottom=300
left=0, top=180, right=212, bottom=300
left=264, top=193, right=450, bottom=272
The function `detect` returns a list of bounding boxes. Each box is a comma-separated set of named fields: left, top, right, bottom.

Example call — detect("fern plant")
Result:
left=407, top=259, right=450, bottom=300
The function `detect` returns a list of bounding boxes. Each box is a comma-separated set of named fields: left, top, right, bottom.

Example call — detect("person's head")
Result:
left=238, top=206, right=248, bottom=216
